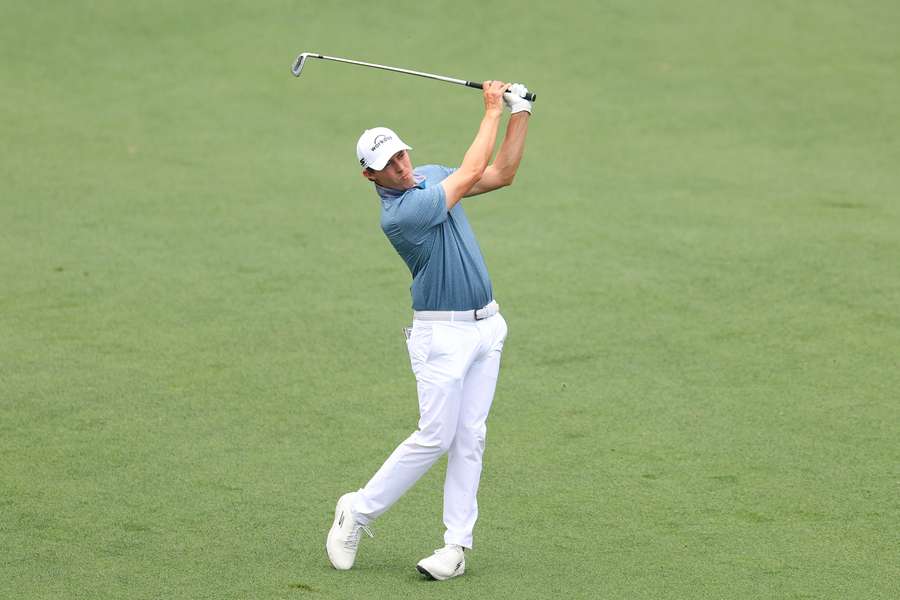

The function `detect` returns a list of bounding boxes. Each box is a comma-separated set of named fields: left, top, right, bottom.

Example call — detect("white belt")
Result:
left=414, top=300, right=500, bottom=322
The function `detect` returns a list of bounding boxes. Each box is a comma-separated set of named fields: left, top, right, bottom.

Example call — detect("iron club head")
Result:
left=291, top=53, right=310, bottom=77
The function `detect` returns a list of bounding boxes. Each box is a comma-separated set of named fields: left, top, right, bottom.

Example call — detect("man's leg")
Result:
left=352, top=381, right=461, bottom=522
left=353, top=322, right=472, bottom=522
left=442, top=315, right=507, bottom=548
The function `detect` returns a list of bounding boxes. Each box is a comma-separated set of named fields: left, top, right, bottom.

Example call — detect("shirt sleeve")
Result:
left=436, top=165, right=457, bottom=179
left=395, top=185, right=448, bottom=244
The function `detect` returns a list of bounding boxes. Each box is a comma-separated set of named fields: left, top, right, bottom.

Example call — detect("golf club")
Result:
left=291, top=52, right=537, bottom=102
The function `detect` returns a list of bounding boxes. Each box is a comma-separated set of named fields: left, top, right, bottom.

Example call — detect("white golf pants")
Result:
left=352, top=312, right=508, bottom=549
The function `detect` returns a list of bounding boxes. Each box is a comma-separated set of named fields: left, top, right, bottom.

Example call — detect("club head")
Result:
left=291, top=53, right=309, bottom=77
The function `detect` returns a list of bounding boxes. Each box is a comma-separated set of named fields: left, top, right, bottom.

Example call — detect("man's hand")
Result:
left=503, top=83, right=532, bottom=115
left=482, top=80, right=507, bottom=115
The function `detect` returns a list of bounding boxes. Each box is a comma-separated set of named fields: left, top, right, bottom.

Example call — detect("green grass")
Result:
left=2, top=1, right=899, bottom=598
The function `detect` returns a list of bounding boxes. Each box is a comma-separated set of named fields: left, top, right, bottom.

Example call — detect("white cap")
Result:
left=356, top=127, right=412, bottom=171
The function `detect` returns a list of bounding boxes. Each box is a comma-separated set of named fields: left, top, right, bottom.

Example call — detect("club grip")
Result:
left=465, top=80, right=537, bottom=102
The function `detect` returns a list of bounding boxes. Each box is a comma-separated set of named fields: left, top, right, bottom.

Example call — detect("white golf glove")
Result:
left=503, top=83, right=532, bottom=115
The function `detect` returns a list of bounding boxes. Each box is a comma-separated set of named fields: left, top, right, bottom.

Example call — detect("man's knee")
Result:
left=414, top=424, right=456, bottom=454
left=452, top=422, right=487, bottom=454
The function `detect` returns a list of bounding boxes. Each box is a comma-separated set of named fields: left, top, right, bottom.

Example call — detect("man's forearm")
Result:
left=491, top=113, right=530, bottom=182
left=459, top=110, right=502, bottom=181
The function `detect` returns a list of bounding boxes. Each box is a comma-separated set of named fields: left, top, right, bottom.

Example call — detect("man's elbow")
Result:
left=498, top=169, right=516, bottom=187
left=461, top=163, right=488, bottom=187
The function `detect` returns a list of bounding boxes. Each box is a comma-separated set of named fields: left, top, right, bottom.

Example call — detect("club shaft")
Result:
left=310, top=53, right=468, bottom=86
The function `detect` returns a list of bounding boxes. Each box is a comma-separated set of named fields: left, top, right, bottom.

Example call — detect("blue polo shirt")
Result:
left=377, top=164, right=493, bottom=311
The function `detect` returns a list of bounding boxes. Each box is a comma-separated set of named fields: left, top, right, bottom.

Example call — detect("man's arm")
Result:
left=465, top=111, right=530, bottom=197
left=440, top=80, right=508, bottom=210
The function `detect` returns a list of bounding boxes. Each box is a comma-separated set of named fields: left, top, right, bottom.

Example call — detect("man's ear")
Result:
left=362, top=169, right=376, bottom=182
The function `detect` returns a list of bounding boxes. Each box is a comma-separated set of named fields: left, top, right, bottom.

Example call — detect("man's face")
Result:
left=362, top=149, right=415, bottom=190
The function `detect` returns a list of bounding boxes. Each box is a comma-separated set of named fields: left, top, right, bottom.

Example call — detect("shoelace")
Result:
left=344, top=522, right=374, bottom=551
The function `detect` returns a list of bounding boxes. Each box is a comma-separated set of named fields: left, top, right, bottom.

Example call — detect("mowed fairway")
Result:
left=2, top=1, right=898, bottom=598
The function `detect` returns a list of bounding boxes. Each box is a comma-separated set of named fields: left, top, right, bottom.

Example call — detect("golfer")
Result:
left=326, top=80, right=531, bottom=580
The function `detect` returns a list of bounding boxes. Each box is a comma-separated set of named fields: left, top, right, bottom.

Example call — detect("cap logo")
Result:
left=370, top=134, right=393, bottom=152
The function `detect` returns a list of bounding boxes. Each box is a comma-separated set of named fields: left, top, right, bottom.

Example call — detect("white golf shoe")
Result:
left=325, top=492, right=373, bottom=570
left=415, top=544, right=465, bottom=580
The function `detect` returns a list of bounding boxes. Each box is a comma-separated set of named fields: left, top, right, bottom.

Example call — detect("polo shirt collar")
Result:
left=376, top=172, right=427, bottom=201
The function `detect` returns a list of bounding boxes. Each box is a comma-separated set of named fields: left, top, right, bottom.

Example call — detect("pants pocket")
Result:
left=492, top=313, right=509, bottom=352
left=407, top=323, right=434, bottom=374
